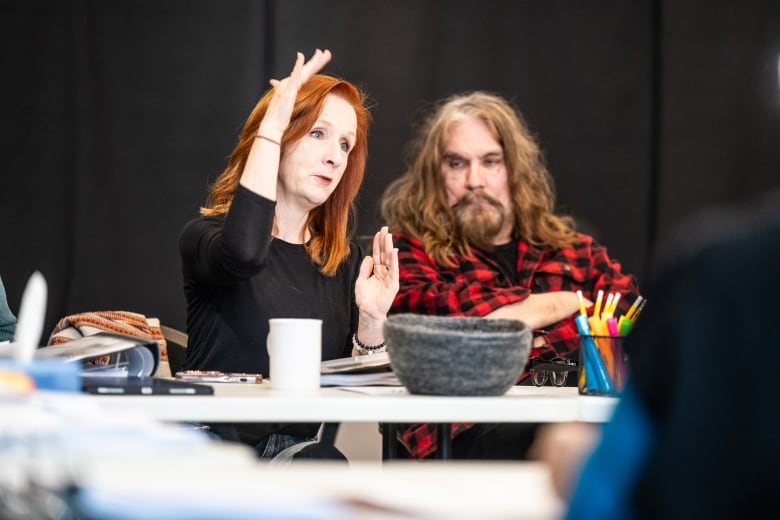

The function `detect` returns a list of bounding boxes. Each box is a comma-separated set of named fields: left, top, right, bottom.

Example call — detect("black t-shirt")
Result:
left=486, top=240, right=518, bottom=284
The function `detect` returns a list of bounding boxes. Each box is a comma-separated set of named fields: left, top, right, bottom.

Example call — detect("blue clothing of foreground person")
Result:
left=0, top=276, right=17, bottom=342
left=565, top=193, right=780, bottom=519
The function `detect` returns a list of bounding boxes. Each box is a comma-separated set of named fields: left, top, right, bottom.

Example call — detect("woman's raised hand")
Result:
left=355, top=226, right=400, bottom=321
left=259, top=49, right=332, bottom=140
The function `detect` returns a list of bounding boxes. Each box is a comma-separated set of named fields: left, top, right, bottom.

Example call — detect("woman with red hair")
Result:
left=179, top=49, right=398, bottom=458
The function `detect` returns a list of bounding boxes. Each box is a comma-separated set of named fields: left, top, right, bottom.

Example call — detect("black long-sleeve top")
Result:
left=178, top=185, right=360, bottom=442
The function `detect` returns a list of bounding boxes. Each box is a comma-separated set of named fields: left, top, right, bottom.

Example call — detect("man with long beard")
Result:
left=379, top=91, right=640, bottom=460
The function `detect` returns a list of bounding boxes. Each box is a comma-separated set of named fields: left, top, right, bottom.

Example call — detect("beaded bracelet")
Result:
left=352, top=332, right=387, bottom=355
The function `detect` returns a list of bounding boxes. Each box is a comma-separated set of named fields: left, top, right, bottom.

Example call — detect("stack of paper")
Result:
left=320, top=371, right=400, bottom=387
left=320, top=352, right=400, bottom=386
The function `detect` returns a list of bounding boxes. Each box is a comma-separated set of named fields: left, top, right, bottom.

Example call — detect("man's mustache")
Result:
left=453, top=192, right=504, bottom=212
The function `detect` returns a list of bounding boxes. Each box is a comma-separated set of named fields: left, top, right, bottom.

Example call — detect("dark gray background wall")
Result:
left=1, top=0, right=778, bottom=337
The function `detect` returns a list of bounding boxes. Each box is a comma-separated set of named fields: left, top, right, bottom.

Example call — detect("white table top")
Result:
left=75, top=455, right=564, bottom=520
left=87, top=381, right=617, bottom=424
left=2, top=391, right=564, bottom=519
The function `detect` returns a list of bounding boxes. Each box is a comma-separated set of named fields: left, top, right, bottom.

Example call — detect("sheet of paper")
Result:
left=337, top=386, right=409, bottom=396
left=320, top=371, right=401, bottom=387
left=320, top=352, right=390, bottom=374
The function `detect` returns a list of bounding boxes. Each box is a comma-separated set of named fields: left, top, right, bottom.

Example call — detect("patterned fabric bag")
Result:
left=47, top=310, right=167, bottom=361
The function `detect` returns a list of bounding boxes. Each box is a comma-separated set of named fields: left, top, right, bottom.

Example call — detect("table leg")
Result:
left=382, top=423, right=398, bottom=460
left=434, top=423, right=452, bottom=460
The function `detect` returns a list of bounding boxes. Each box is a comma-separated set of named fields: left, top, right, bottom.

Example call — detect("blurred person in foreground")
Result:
left=179, top=49, right=399, bottom=459
left=531, top=190, right=780, bottom=518
left=380, top=91, right=640, bottom=460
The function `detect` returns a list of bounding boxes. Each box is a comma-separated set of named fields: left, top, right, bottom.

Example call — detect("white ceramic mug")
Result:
left=267, top=318, right=322, bottom=391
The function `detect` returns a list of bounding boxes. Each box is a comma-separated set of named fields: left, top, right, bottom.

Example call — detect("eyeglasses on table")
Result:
left=529, top=357, right=578, bottom=387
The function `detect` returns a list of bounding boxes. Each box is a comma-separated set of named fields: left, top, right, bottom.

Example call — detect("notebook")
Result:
left=82, top=376, right=214, bottom=395
left=320, top=351, right=391, bottom=374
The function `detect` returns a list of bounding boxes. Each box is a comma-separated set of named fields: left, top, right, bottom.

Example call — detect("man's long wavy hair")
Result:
left=201, top=75, right=371, bottom=276
left=380, top=91, right=576, bottom=267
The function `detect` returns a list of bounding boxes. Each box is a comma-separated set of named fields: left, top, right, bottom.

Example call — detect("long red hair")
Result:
left=202, top=75, right=371, bottom=276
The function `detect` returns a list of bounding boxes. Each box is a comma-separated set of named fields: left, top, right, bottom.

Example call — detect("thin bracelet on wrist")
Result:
left=352, top=332, right=386, bottom=355
left=256, top=135, right=281, bottom=146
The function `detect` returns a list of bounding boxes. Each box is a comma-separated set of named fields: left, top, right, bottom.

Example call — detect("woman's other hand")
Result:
left=353, top=226, right=399, bottom=347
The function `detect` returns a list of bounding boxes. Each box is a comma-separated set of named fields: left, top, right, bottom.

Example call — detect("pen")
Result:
left=603, top=293, right=614, bottom=318
left=574, top=314, right=598, bottom=392
left=592, top=290, right=604, bottom=320
left=630, top=299, right=647, bottom=324
left=596, top=316, right=618, bottom=378
left=608, top=292, right=621, bottom=316
left=576, top=290, right=588, bottom=317
left=589, top=315, right=607, bottom=336
left=624, top=295, right=644, bottom=321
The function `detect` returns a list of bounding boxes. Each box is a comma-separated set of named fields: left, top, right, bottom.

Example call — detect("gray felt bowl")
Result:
left=384, top=314, right=532, bottom=396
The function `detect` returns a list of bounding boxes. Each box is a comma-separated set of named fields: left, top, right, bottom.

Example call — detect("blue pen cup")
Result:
left=578, top=335, right=628, bottom=396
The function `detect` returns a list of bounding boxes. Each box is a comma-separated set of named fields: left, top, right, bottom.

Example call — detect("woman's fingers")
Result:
left=272, top=49, right=330, bottom=87
left=300, top=49, right=331, bottom=80
left=263, top=49, right=331, bottom=136
left=359, top=255, right=374, bottom=280
left=288, top=51, right=306, bottom=86
left=372, top=226, right=383, bottom=267
left=369, top=227, right=398, bottom=299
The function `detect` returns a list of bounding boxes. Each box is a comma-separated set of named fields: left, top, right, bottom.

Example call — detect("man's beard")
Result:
left=452, top=192, right=506, bottom=251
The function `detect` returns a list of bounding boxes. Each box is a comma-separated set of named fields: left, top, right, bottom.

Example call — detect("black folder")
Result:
left=82, top=376, right=214, bottom=395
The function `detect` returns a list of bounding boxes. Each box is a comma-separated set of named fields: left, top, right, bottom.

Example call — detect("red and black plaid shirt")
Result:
left=390, top=232, right=640, bottom=458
